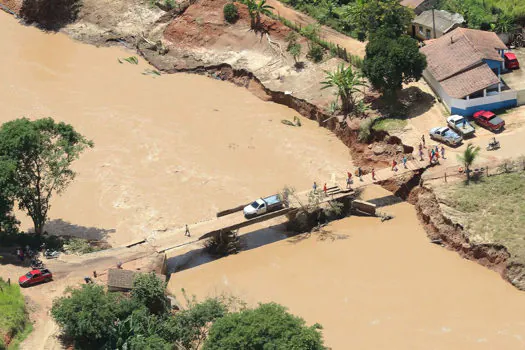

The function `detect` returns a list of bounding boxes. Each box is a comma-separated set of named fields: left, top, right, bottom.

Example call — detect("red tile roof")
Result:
left=421, top=28, right=506, bottom=98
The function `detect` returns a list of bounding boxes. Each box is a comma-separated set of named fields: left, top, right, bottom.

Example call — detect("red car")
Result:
left=472, top=110, right=505, bottom=132
left=18, top=269, right=53, bottom=287
left=504, top=52, right=520, bottom=70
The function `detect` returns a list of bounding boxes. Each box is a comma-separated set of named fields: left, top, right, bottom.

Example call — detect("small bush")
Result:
left=63, top=237, right=103, bottom=255
left=358, top=118, right=375, bottom=142
left=223, top=3, right=239, bottom=23
left=307, top=43, right=324, bottom=63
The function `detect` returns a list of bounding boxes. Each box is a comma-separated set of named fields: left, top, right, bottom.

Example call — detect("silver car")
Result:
left=429, top=126, right=463, bottom=146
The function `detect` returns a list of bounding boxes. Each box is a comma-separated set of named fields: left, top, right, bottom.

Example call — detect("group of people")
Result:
left=15, top=245, right=35, bottom=262
left=418, top=135, right=446, bottom=164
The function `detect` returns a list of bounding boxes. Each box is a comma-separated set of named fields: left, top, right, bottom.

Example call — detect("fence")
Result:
left=423, top=157, right=525, bottom=184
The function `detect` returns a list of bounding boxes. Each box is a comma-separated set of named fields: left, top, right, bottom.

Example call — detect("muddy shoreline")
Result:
left=1, top=3, right=524, bottom=290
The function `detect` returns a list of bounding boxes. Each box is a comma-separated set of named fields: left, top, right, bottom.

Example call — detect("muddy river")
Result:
left=2, top=10, right=525, bottom=350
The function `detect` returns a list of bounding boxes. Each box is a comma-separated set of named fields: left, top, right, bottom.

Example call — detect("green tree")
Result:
left=159, top=297, right=227, bottom=349
left=223, top=2, right=239, bottom=23
left=203, top=303, right=326, bottom=350
left=51, top=284, right=129, bottom=348
left=457, top=143, right=480, bottom=184
left=246, top=0, right=274, bottom=30
left=286, top=31, right=302, bottom=66
left=321, top=63, right=366, bottom=116
left=0, top=118, right=93, bottom=234
left=344, top=0, right=413, bottom=39
left=363, top=30, right=427, bottom=98
left=131, top=272, right=169, bottom=315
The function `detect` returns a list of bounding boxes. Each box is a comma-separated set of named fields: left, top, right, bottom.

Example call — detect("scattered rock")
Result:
left=372, top=144, right=386, bottom=155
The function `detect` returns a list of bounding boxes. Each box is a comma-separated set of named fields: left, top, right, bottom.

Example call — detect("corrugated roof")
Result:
left=413, top=10, right=464, bottom=33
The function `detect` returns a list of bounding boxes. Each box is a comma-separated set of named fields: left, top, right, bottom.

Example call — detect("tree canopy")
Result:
left=0, top=118, right=93, bottom=234
left=363, top=30, right=427, bottom=98
left=203, top=302, right=326, bottom=350
left=457, top=143, right=481, bottom=184
left=131, top=272, right=169, bottom=315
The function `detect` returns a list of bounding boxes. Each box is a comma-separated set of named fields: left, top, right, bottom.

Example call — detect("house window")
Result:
left=426, top=29, right=431, bottom=39
left=418, top=26, right=424, bottom=36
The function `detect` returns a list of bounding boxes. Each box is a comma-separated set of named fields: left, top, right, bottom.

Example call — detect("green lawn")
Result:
left=438, top=171, right=525, bottom=260
left=0, top=279, right=30, bottom=349
left=372, top=118, right=407, bottom=132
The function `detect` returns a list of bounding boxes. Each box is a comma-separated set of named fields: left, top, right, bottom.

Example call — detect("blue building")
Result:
left=421, top=28, right=517, bottom=116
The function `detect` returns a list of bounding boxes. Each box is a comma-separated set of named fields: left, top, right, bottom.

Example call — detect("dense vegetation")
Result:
left=51, top=274, right=326, bottom=349
left=438, top=0, right=525, bottom=31
left=0, top=278, right=31, bottom=349
left=279, top=0, right=414, bottom=39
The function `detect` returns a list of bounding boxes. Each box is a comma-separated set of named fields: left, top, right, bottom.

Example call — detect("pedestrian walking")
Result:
left=434, top=145, right=439, bottom=154
left=313, top=181, right=317, bottom=192
left=347, top=171, right=353, bottom=184
left=402, top=155, right=408, bottom=169
left=185, top=224, right=191, bottom=237
left=440, top=145, right=446, bottom=159
left=418, top=142, right=422, bottom=151
left=358, top=167, right=363, bottom=181
left=421, top=135, right=426, bottom=148
left=346, top=176, right=352, bottom=189
left=323, top=183, right=328, bottom=197
left=371, top=168, right=376, bottom=180
left=419, top=148, right=424, bottom=161
left=391, top=159, right=397, bottom=171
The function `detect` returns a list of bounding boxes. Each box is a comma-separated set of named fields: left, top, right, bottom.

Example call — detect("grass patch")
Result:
left=439, top=171, right=525, bottom=260
left=372, top=118, right=407, bottom=132
left=7, top=323, right=33, bottom=350
left=0, top=279, right=30, bottom=349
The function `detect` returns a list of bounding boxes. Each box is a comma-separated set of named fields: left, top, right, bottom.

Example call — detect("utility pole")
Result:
left=432, top=8, right=437, bottom=39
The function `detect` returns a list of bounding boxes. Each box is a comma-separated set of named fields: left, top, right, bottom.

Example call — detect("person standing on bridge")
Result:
left=185, top=224, right=191, bottom=237
left=391, top=159, right=398, bottom=171
left=419, top=148, right=424, bottom=161
left=323, top=183, right=328, bottom=197
left=371, top=168, right=376, bottom=180
left=313, top=181, right=318, bottom=193
left=357, top=167, right=363, bottom=181
left=421, top=134, right=426, bottom=148
left=402, top=155, right=408, bottom=169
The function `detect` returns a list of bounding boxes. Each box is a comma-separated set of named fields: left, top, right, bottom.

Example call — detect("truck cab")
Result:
left=243, top=195, right=283, bottom=218
left=504, top=52, right=520, bottom=70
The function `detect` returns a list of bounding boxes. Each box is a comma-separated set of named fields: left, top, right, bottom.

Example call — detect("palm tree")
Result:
left=457, top=143, right=480, bottom=185
left=321, top=63, right=367, bottom=116
left=247, top=0, right=274, bottom=30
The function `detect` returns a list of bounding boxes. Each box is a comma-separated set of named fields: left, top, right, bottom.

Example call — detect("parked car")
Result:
left=472, top=110, right=505, bottom=132
left=18, top=268, right=53, bottom=287
left=504, top=52, right=520, bottom=70
left=429, top=127, right=462, bottom=146
left=447, top=115, right=475, bottom=137
left=243, top=195, right=283, bottom=218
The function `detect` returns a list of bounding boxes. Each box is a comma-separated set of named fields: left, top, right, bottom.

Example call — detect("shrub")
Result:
left=358, top=118, right=375, bottom=142
left=223, top=3, right=239, bottom=23
left=63, top=237, right=101, bottom=255
left=131, top=273, right=169, bottom=315
left=203, top=303, right=326, bottom=350
left=307, top=43, right=324, bottom=62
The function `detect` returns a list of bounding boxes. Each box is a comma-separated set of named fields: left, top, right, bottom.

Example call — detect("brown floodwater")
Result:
left=3, top=11, right=525, bottom=350
left=169, top=186, right=525, bottom=349
left=0, top=11, right=351, bottom=245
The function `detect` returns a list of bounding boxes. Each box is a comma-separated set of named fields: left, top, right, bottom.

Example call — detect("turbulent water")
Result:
left=3, top=10, right=525, bottom=350
left=0, top=11, right=350, bottom=245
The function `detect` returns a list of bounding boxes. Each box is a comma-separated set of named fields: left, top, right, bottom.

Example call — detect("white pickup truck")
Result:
left=243, top=195, right=283, bottom=218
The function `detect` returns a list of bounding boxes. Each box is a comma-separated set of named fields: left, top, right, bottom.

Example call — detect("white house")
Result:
left=420, top=27, right=517, bottom=116
left=410, top=10, right=464, bottom=41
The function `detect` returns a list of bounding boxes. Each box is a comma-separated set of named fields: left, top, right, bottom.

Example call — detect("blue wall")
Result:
left=451, top=99, right=517, bottom=116
left=484, top=59, right=502, bottom=70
